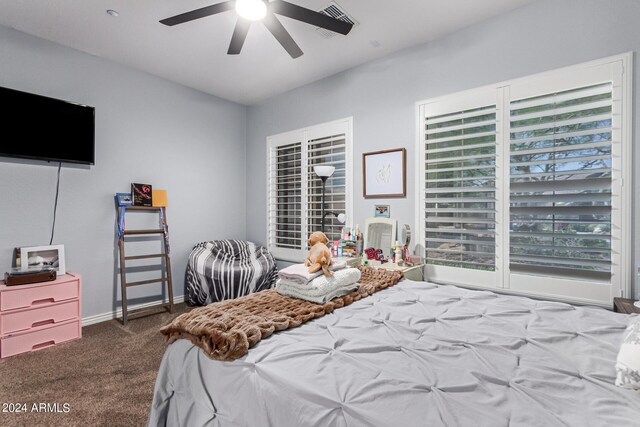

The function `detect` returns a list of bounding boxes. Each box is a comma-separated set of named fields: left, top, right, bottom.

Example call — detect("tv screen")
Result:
left=0, top=86, right=95, bottom=165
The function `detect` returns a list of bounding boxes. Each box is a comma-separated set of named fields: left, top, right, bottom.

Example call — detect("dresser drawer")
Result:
left=0, top=300, right=79, bottom=335
left=0, top=319, right=80, bottom=359
left=0, top=278, right=80, bottom=312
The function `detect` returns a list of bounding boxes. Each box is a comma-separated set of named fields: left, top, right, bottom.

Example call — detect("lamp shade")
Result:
left=235, top=0, right=267, bottom=21
left=336, top=213, right=347, bottom=224
left=314, top=165, right=335, bottom=178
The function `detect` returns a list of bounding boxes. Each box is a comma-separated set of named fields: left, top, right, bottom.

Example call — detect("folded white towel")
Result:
left=277, top=259, right=347, bottom=285
left=277, top=282, right=359, bottom=304
left=280, top=267, right=361, bottom=295
left=276, top=267, right=361, bottom=304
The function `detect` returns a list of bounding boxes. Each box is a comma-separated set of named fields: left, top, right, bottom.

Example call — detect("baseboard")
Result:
left=82, top=295, right=185, bottom=326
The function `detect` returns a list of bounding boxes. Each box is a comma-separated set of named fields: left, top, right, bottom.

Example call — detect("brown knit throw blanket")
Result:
left=161, top=266, right=404, bottom=361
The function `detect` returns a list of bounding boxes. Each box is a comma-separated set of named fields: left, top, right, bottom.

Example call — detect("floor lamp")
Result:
left=313, top=165, right=346, bottom=233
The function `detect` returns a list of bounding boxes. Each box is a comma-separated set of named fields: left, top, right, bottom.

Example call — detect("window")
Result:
left=270, top=141, right=302, bottom=252
left=306, top=133, right=348, bottom=242
left=267, top=118, right=353, bottom=261
left=424, top=104, right=497, bottom=273
left=509, top=83, right=613, bottom=281
left=417, top=54, right=632, bottom=305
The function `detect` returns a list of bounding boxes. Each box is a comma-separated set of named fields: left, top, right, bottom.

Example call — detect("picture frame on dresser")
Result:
left=19, top=244, right=66, bottom=275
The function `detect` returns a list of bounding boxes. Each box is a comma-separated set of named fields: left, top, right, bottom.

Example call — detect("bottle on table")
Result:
left=394, top=241, right=403, bottom=265
left=355, top=224, right=363, bottom=255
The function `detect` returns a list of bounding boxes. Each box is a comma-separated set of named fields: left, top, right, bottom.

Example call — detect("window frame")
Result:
left=266, top=117, right=354, bottom=262
left=415, top=53, right=633, bottom=306
left=418, top=88, right=503, bottom=289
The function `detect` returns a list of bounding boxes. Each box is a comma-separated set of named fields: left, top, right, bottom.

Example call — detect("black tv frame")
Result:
left=0, top=86, right=95, bottom=165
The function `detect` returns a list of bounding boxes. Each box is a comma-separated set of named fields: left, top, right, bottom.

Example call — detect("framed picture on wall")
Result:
left=374, top=204, right=390, bottom=218
left=362, top=148, right=406, bottom=198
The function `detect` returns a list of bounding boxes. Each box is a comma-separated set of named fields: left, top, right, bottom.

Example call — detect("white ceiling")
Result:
left=0, top=0, right=534, bottom=105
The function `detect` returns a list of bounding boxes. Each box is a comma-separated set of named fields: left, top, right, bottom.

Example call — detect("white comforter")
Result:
left=149, top=280, right=640, bottom=426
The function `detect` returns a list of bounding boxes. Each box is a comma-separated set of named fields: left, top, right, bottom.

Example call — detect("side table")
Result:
left=613, top=297, right=640, bottom=314
left=0, top=273, right=82, bottom=358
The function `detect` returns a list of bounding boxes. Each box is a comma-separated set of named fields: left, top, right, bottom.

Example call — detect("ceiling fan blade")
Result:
left=160, top=1, right=235, bottom=26
left=228, top=18, right=251, bottom=55
left=263, top=13, right=303, bottom=59
left=270, top=0, right=353, bottom=35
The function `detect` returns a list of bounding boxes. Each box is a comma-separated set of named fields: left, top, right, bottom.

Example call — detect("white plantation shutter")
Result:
left=424, top=105, right=497, bottom=271
left=418, top=54, right=631, bottom=305
left=268, top=141, right=304, bottom=259
left=509, top=83, right=613, bottom=280
left=267, top=119, right=352, bottom=261
left=307, top=133, right=347, bottom=245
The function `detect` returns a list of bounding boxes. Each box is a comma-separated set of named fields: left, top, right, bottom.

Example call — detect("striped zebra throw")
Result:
left=185, top=240, right=278, bottom=306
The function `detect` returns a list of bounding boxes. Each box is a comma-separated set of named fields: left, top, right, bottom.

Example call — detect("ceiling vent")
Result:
left=316, top=1, right=358, bottom=39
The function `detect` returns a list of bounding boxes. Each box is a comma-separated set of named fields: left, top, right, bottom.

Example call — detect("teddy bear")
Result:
left=304, top=231, right=333, bottom=276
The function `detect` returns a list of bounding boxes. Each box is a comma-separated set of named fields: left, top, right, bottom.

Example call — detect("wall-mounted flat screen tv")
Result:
left=0, top=86, right=95, bottom=165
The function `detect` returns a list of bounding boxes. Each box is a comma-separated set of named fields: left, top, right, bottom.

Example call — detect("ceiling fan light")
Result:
left=236, top=0, right=267, bottom=21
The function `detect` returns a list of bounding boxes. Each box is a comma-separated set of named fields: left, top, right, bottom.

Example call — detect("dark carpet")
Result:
left=0, top=304, right=190, bottom=427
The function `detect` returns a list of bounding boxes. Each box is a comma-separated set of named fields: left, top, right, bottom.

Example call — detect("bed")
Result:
left=148, top=279, right=640, bottom=426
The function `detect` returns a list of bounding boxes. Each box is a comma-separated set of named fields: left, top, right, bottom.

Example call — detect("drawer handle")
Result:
left=31, top=298, right=55, bottom=305
left=32, top=340, right=55, bottom=350
left=32, top=319, right=55, bottom=328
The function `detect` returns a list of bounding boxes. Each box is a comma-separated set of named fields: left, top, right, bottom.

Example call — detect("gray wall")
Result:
left=246, top=0, right=640, bottom=298
left=0, top=25, right=247, bottom=319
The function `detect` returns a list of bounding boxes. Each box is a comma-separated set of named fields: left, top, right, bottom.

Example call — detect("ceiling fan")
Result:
left=160, top=0, right=354, bottom=59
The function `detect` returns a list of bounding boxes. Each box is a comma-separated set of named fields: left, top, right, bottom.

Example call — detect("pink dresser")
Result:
left=0, top=273, right=82, bottom=358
